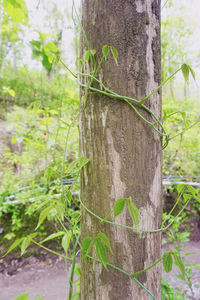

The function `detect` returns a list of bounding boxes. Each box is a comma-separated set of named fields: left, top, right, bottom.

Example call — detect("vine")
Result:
left=3, top=2, right=200, bottom=300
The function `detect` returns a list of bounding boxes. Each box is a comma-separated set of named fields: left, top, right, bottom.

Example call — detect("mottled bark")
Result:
left=80, top=1, right=162, bottom=299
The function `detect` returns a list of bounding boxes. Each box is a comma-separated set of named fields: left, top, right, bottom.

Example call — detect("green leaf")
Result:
left=35, top=206, right=52, bottom=230
left=30, top=40, right=41, bottom=49
left=55, top=201, right=65, bottom=221
left=102, top=45, right=110, bottom=58
left=67, top=157, right=89, bottom=174
left=162, top=252, right=173, bottom=273
left=79, top=157, right=90, bottom=169
left=172, top=252, right=185, bottom=278
left=38, top=31, right=51, bottom=41
left=84, top=49, right=95, bottom=62
left=74, top=264, right=81, bottom=277
left=7, top=88, right=15, bottom=97
left=90, top=49, right=96, bottom=56
left=45, top=42, right=58, bottom=53
left=96, top=239, right=107, bottom=269
left=32, top=49, right=41, bottom=59
left=184, top=252, right=196, bottom=256
left=3, top=0, right=28, bottom=24
left=186, top=263, right=200, bottom=270
left=175, top=274, right=185, bottom=281
left=113, top=198, right=126, bottom=218
left=187, top=185, right=197, bottom=197
left=181, top=64, right=189, bottom=84
left=21, top=236, right=32, bottom=256
left=2, top=237, right=24, bottom=257
left=181, top=111, right=186, bottom=121
left=82, top=237, right=93, bottom=259
left=97, top=232, right=112, bottom=254
left=42, top=54, right=52, bottom=71
left=32, top=298, right=46, bottom=300
left=14, top=293, right=29, bottom=300
left=62, top=232, right=72, bottom=255
left=177, top=184, right=184, bottom=195
left=84, top=50, right=90, bottom=62
left=183, top=193, right=191, bottom=202
left=128, top=199, right=139, bottom=227
left=188, top=65, right=196, bottom=80
left=111, top=46, right=118, bottom=65
left=41, top=231, right=65, bottom=244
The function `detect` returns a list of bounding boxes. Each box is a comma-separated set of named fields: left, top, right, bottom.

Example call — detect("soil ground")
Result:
left=0, top=241, right=200, bottom=300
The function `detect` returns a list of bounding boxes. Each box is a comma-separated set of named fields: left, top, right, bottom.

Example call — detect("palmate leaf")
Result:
left=35, top=206, right=52, bottom=230
left=21, top=233, right=37, bottom=256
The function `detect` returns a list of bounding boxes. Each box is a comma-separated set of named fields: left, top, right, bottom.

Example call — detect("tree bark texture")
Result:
left=80, top=1, right=162, bottom=299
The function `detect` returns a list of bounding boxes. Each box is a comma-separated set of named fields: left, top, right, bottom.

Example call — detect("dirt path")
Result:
left=0, top=253, right=69, bottom=300
left=162, top=241, right=200, bottom=300
left=0, top=241, right=200, bottom=300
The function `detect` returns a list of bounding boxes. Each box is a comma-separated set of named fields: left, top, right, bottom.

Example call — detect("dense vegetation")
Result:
left=0, top=0, right=200, bottom=299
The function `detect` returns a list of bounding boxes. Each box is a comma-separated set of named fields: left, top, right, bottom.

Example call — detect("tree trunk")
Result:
left=80, top=1, right=162, bottom=299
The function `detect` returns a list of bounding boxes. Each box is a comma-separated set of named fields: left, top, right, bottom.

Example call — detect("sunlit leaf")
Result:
left=181, top=64, right=189, bottom=84
left=30, top=40, right=41, bottom=49
left=3, top=0, right=28, bottom=24
left=14, top=293, right=29, bottom=300
left=45, top=42, right=58, bottom=53
left=188, top=65, right=195, bottom=81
